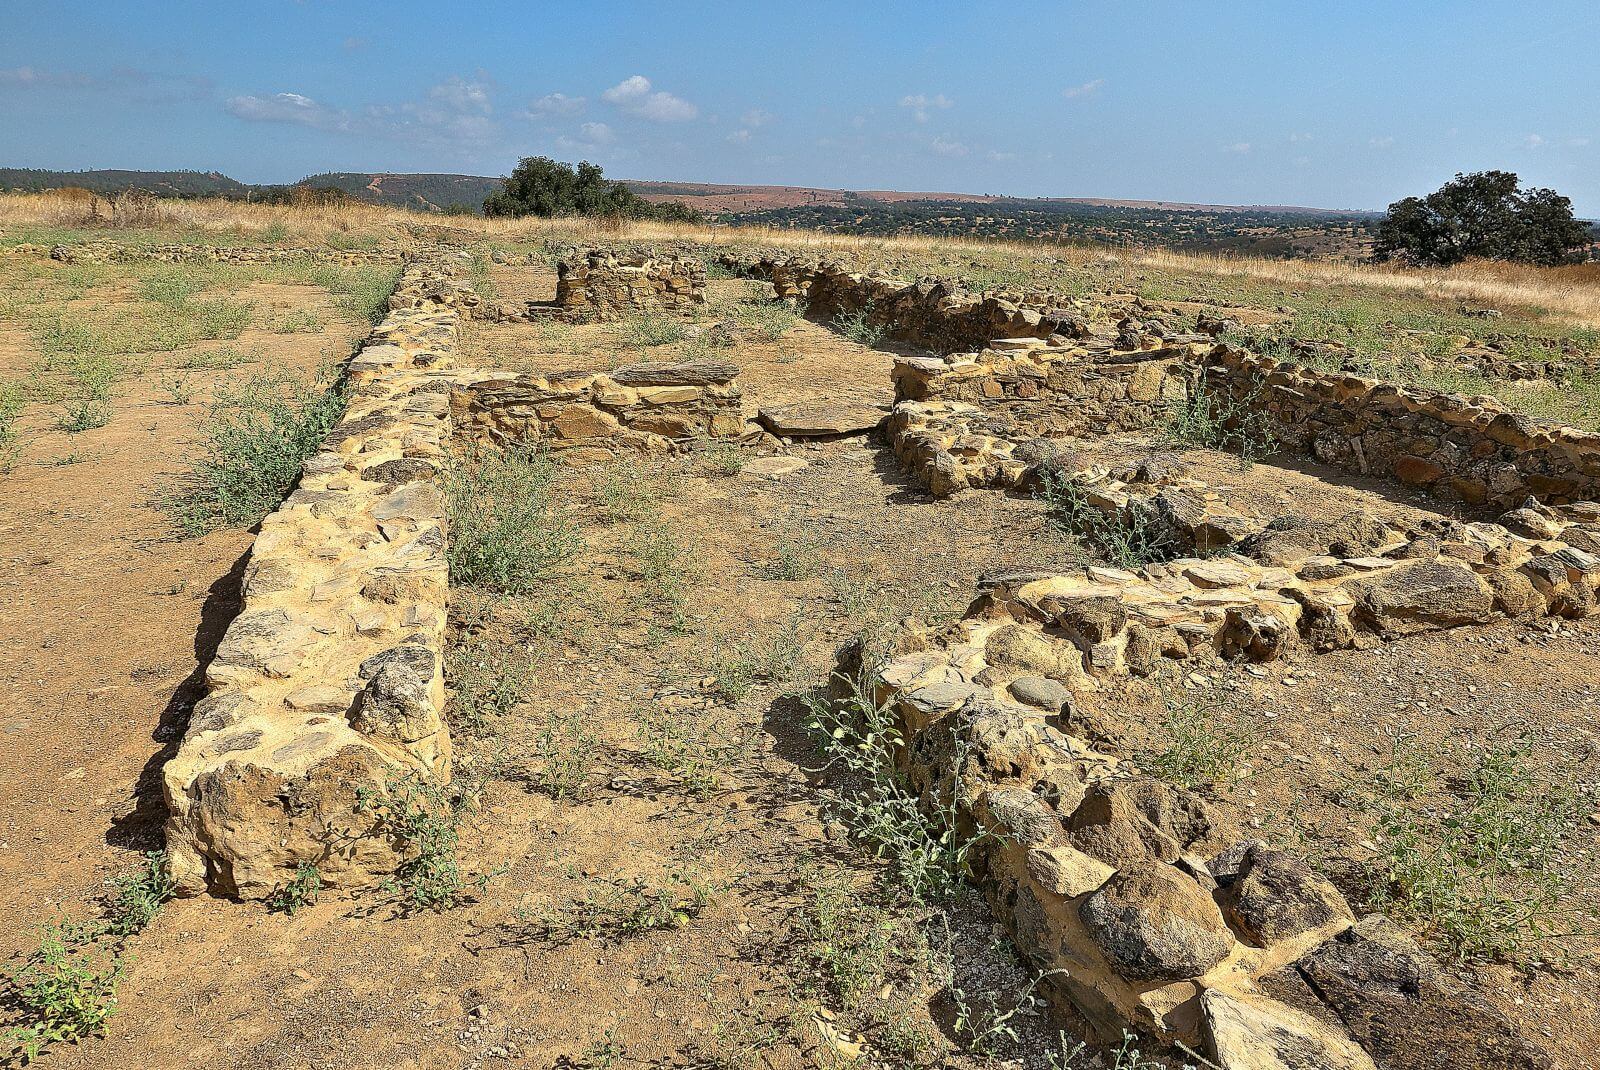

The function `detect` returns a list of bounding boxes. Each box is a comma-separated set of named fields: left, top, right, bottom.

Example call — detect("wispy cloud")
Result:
left=226, top=91, right=347, bottom=130
left=2, top=64, right=211, bottom=102
left=741, top=108, right=774, bottom=128
left=524, top=91, right=586, bottom=118
left=1369, top=135, right=1395, bottom=148
left=899, top=93, right=952, bottom=123
left=0, top=66, right=94, bottom=89
left=931, top=135, right=968, bottom=157
left=227, top=76, right=499, bottom=150
left=1290, top=131, right=1314, bottom=143
left=1525, top=133, right=1545, bottom=148
left=1063, top=78, right=1104, bottom=99
left=1224, top=141, right=1252, bottom=154
left=602, top=75, right=697, bottom=122
left=727, top=128, right=752, bottom=144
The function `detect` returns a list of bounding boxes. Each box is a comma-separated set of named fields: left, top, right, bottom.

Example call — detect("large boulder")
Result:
left=1079, top=862, right=1236, bottom=983
left=1353, top=559, right=1495, bottom=638
left=1211, top=843, right=1353, bottom=947
left=1295, top=915, right=1553, bottom=1070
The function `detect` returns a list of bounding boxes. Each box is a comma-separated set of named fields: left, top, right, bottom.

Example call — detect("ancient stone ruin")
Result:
left=157, top=245, right=1588, bottom=1068
left=554, top=247, right=706, bottom=321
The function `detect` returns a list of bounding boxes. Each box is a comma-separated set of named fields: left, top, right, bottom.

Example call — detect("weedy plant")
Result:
left=445, top=634, right=532, bottom=739
left=1163, top=374, right=1276, bottom=463
left=268, top=863, right=323, bottom=916
left=1036, top=467, right=1181, bottom=569
left=444, top=445, right=582, bottom=595
left=156, top=368, right=195, bottom=405
left=1361, top=736, right=1587, bottom=963
left=102, top=851, right=176, bottom=938
left=802, top=670, right=987, bottom=902
left=698, top=440, right=745, bottom=477
left=164, top=369, right=344, bottom=534
left=0, top=382, right=25, bottom=472
left=507, top=870, right=715, bottom=946
left=356, top=774, right=488, bottom=913
left=3, top=925, right=123, bottom=1062
left=616, top=310, right=686, bottom=349
left=530, top=709, right=598, bottom=800
left=833, top=302, right=888, bottom=347
left=1147, top=688, right=1255, bottom=791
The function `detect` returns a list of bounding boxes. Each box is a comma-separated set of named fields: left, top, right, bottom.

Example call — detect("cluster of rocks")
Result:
left=17, top=241, right=404, bottom=265
left=859, top=568, right=1558, bottom=1066
left=1209, top=344, right=1600, bottom=508
left=162, top=257, right=469, bottom=899
left=452, top=360, right=744, bottom=462
left=728, top=254, right=1100, bottom=352
left=553, top=247, right=706, bottom=322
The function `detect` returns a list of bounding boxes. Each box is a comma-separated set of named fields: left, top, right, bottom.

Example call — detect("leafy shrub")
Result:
left=0, top=382, right=24, bottom=472
left=444, top=445, right=581, bottom=595
left=833, top=303, right=887, bottom=347
left=483, top=156, right=701, bottom=222
left=165, top=370, right=345, bottom=535
left=356, top=774, right=483, bottom=913
left=445, top=635, right=531, bottom=738
left=102, top=851, right=175, bottom=938
left=1147, top=691, right=1253, bottom=790
left=268, top=863, right=322, bottom=916
left=1163, top=374, right=1276, bottom=461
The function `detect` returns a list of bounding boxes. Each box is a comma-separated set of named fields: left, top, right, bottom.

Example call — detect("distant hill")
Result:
left=0, top=166, right=1395, bottom=258
left=295, top=172, right=505, bottom=213
left=0, top=168, right=252, bottom=198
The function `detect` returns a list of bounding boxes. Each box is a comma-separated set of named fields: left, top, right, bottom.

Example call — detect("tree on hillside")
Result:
left=1373, top=171, right=1591, bottom=266
left=482, top=156, right=700, bottom=222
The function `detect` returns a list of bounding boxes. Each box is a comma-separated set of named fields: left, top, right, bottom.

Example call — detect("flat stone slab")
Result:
left=741, top=456, right=809, bottom=480
left=610, top=360, right=739, bottom=386
left=758, top=400, right=886, bottom=437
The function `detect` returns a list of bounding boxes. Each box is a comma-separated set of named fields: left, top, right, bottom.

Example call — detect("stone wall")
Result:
left=1208, top=344, right=1600, bottom=509
left=452, top=360, right=744, bottom=461
left=555, top=248, right=706, bottom=322
left=162, top=257, right=468, bottom=900
left=12, top=242, right=405, bottom=265
left=731, top=254, right=1095, bottom=353
left=856, top=491, right=1588, bottom=1065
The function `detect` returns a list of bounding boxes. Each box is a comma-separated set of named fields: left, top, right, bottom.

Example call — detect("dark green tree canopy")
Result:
left=483, top=156, right=700, bottom=222
left=1373, top=171, right=1591, bottom=267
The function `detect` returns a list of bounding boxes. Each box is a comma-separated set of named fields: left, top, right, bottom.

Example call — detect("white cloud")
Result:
left=0, top=66, right=94, bottom=89
left=900, top=92, right=953, bottom=123
left=227, top=77, right=498, bottom=150
left=1369, top=135, right=1395, bottom=148
left=1063, top=78, right=1104, bottom=99
left=987, top=150, right=1018, bottom=163
left=1224, top=141, right=1252, bottom=154
left=226, top=91, right=349, bottom=130
left=524, top=92, right=586, bottom=119
left=579, top=122, right=614, bottom=144
left=727, top=128, right=752, bottom=144
left=1525, top=133, right=1545, bottom=148
left=931, top=135, right=968, bottom=157
left=1290, top=131, right=1313, bottom=143
left=1567, top=136, right=1592, bottom=147
left=741, top=108, right=774, bottom=128
left=602, top=74, right=697, bottom=121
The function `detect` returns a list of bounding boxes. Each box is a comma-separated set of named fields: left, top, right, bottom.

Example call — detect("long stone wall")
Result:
left=12, top=241, right=405, bottom=265
left=1208, top=344, right=1600, bottom=509
left=731, top=254, right=1100, bottom=353
left=162, top=258, right=469, bottom=899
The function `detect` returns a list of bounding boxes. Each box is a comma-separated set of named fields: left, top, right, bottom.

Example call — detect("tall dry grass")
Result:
left=3, top=190, right=1597, bottom=325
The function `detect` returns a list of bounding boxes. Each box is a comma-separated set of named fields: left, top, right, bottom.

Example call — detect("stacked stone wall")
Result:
left=555, top=248, right=706, bottom=321
left=452, top=360, right=744, bottom=460
left=12, top=242, right=405, bottom=265
left=162, top=257, right=470, bottom=899
left=1208, top=344, right=1600, bottom=509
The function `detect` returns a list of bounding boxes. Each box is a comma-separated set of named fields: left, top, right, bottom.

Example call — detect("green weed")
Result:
left=1036, top=468, right=1180, bottom=569
left=1147, top=690, right=1254, bottom=791
left=444, top=445, right=582, bottom=595
left=164, top=370, right=345, bottom=535
left=267, top=863, right=323, bottom=917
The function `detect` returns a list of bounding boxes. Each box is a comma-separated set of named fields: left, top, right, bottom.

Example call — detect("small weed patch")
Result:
left=356, top=774, right=491, bottom=913
left=164, top=370, right=345, bottom=535
left=1147, top=689, right=1253, bottom=791
left=1036, top=468, right=1180, bottom=568
left=1163, top=374, right=1276, bottom=462
left=444, top=445, right=581, bottom=595
left=833, top=303, right=887, bottom=347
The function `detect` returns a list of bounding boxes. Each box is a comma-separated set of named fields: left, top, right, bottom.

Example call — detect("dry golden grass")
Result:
left=3, top=190, right=1598, bottom=326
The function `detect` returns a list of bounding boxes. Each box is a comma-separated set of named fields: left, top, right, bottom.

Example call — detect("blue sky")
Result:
left=3, top=0, right=1597, bottom=213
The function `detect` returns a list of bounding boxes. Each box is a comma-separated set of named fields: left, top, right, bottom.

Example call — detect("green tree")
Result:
left=1373, top=170, right=1591, bottom=267
left=482, top=156, right=700, bottom=222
